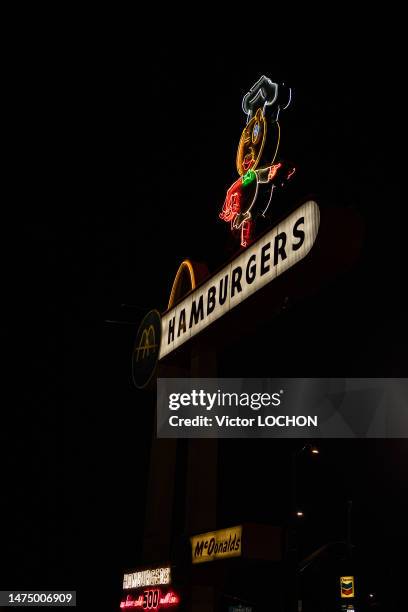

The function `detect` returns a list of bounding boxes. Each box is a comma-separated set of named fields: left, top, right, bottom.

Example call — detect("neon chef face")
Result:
left=236, top=108, right=267, bottom=176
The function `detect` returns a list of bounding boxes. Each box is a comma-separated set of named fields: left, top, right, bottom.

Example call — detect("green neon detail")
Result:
left=242, top=169, right=256, bottom=186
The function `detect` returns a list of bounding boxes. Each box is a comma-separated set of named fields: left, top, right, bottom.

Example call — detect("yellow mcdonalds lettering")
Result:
left=190, top=526, right=242, bottom=564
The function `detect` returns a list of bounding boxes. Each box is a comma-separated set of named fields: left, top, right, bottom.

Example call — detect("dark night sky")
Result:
left=6, top=32, right=408, bottom=611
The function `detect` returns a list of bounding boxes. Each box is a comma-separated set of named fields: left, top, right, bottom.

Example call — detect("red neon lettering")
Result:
left=120, top=590, right=179, bottom=610
left=159, top=592, right=180, bottom=607
left=120, top=594, right=144, bottom=608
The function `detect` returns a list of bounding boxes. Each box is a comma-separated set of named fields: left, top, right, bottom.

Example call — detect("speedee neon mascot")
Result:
left=219, top=76, right=294, bottom=247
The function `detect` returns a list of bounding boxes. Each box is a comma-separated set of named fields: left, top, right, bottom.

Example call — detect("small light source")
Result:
left=296, top=511, right=304, bottom=517
left=369, top=593, right=375, bottom=598
left=311, top=446, right=319, bottom=454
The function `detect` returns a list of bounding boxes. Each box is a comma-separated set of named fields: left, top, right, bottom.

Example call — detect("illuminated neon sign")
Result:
left=160, top=200, right=320, bottom=359
left=131, top=78, right=327, bottom=387
left=120, top=590, right=179, bottom=609
left=340, top=576, right=355, bottom=598
left=219, top=75, right=295, bottom=247
left=191, top=525, right=242, bottom=564
left=123, top=567, right=171, bottom=590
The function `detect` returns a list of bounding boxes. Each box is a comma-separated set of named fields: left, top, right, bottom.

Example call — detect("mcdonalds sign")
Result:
left=160, top=201, right=319, bottom=359
left=191, top=525, right=242, bottom=564
left=131, top=74, right=362, bottom=388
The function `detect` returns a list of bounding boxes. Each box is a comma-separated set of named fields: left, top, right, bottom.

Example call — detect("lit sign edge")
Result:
left=160, top=200, right=320, bottom=359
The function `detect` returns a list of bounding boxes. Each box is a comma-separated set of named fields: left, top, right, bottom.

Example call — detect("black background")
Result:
left=7, top=26, right=408, bottom=612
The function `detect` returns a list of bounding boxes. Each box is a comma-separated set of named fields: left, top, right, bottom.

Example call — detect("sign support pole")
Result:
left=186, top=345, right=218, bottom=611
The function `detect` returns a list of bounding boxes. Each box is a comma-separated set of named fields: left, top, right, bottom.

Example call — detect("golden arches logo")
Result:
left=132, top=309, right=161, bottom=389
left=135, top=324, right=158, bottom=362
left=168, top=259, right=196, bottom=309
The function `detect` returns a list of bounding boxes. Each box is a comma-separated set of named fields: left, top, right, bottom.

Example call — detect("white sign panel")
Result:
left=160, top=201, right=320, bottom=359
left=123, top=567, right=171, bottom=590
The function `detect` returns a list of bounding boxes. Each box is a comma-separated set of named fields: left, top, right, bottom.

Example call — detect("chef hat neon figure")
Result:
left=219, top=76, right=295, bottom=247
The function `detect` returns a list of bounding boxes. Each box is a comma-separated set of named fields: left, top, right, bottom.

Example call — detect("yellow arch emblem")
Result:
left=135, top=324, right=158, bottom=362
left=168, top=259, right=196, bottom=309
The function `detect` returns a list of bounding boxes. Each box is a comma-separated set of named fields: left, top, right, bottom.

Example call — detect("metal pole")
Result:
left=290, top=445, right=308, bottom=612
left=289, top=449, right=299, bottom=612
left=347, top=500, right=352, bottom=560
